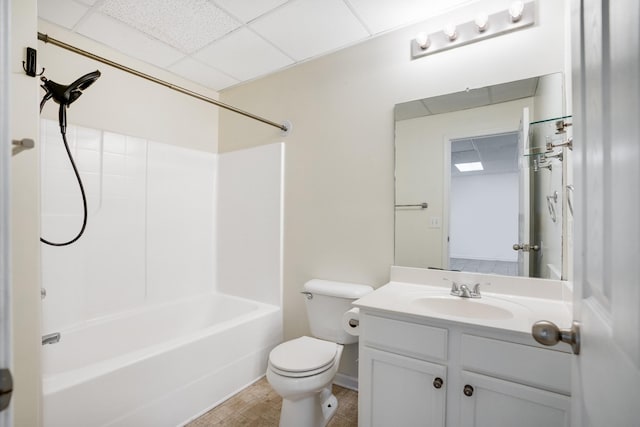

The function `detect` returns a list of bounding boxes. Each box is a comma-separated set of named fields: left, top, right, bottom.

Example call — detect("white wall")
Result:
left=219, top=0, right=568, bottom=378
left=450, top=173, right=519, bottom=262
left=41, top=120, right=216, bottom=333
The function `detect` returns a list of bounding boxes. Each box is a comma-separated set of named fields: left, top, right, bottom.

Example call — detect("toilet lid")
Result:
left=269, top=336, right=337, bottom=374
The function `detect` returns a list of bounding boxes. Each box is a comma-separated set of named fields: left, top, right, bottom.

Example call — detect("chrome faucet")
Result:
left=42, top=332, right=61, bottom=345
left=450, top=282, right=482, bottom=298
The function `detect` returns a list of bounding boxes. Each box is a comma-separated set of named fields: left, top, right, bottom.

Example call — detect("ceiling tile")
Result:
left=394, top=100, right=431, bottom=121
left=490, top=77, right=539, bottom=104
left=194, top=28, right=294, bottom=81
left=422, top=87, right=491, bottom=114
left=168, top=57, right=239, bottom=91
left=99, top=0, right=241, bottom=53
left=347, top=0, right=473, bottom=34
left=250, top=0, right=369, bottom=61
left=77, top=13, right=185, bottom=68
left=214, top=0, right=289, bottom=23
left=38, top=0, right=89, bottom=29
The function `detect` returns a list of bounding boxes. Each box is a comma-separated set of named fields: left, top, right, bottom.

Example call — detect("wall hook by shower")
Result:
left=22, top=47, right=45, bottom=77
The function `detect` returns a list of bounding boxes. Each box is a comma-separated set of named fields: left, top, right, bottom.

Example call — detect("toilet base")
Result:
left=279, top=386, right=338, bottom=427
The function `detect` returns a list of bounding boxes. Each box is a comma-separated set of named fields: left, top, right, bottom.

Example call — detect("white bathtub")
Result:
left=42, top=293, right=282, bottom=427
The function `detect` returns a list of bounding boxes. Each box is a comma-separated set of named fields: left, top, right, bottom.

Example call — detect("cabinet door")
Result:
left=459, top=371, right=569, bottom=427
left=359, top=346, right=446, bottom=427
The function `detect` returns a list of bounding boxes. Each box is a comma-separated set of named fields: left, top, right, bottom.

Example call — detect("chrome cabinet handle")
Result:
left=463, top=385, right=474, bottom=397
left=531, top=320, right=581, bottom=355
left=433, top=377, right=443, bottom=389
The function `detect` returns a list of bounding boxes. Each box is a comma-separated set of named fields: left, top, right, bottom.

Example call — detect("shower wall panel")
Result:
left=216, top=143, right=284, bottom=306
left=41, top=119, right=216, bottom=332
left=146, top=142, right=216, bottom=303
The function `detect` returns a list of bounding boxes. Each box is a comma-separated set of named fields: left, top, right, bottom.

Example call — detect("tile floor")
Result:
left=187, top=377, right=358, bottom=426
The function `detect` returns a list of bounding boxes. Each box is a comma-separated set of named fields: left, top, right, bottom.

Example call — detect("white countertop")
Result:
left=353, top=267, right=573, bottom=337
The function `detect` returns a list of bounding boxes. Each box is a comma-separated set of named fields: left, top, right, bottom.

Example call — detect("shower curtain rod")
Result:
left=37, top=32, right=288, bottom=132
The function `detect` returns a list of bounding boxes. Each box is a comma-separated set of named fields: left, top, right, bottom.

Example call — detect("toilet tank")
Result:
left=303, top=279, right=373, bottom=344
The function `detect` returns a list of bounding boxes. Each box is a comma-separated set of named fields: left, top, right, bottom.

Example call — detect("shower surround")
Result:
left=39, top=119, right=284, bottom=426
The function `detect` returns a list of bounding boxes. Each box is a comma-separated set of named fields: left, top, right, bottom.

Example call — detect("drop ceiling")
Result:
left=37, top=0, right=476, bottom=92
left=394, top=76, right=540, bottom=121
left=451, top=132, right=519, bottom=176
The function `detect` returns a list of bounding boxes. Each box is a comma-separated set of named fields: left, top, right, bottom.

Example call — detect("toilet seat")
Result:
left=269, top=336, right=338, bottom=378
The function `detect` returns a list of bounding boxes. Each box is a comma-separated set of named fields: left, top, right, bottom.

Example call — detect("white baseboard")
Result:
left=334, top=373, right=358, bottom=391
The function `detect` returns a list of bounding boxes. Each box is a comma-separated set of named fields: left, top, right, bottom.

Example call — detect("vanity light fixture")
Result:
left=509, top=1, right=525, bottom=22
left=474, top=13, right=489, bottom=32
left=455, top=162, right=484, bottom=172
left=444, top=23, right=458, bottom=41
left=410, top=1, right=535, bottom=60
left=415, top=32, right=430, bottom=49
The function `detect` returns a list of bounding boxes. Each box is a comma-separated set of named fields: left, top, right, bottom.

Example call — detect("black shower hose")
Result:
left=40, top=127, right=88, bottom=247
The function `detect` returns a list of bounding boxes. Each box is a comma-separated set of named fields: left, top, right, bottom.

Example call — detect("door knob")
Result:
left=433, top=377, right=443, bottom=389
left=0, top=368, right=13, bottom=412
left=531, top=320, right=581, bottom=355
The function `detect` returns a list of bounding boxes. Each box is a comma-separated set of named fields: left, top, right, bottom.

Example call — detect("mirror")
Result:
left=394, top=73, right=572, bottom=279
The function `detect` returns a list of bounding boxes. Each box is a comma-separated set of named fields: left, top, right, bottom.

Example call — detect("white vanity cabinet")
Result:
left=458, top=371, right=569, bottom=427
left=359, top=348, right=446, bottom=426
left=357, top=311, right=571, bottom=427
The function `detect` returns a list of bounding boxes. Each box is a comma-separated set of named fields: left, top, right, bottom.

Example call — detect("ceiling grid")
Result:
left=37, top=0, right=476, bottom=91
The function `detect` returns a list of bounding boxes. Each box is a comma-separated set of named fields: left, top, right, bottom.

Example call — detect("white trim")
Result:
left=333, top=373, right=358, bottom=391
left=0, top=0, right=12, bottom=424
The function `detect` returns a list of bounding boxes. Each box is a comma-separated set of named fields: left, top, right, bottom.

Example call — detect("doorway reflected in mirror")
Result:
left=394, top=73, right=572, bottom=280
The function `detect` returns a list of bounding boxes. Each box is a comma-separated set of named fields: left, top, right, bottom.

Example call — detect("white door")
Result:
left=516, top=107, right=531, bottom=276
left=570, top=0, right=640, bottom=425
left=0, top=0, right=12, bottom=424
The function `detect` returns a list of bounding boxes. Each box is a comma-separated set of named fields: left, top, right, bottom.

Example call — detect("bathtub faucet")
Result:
left=42, top=332, right=61, bottom=345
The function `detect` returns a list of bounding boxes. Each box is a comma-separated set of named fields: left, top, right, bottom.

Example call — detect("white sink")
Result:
left=410, top=296, right=529, bottom=320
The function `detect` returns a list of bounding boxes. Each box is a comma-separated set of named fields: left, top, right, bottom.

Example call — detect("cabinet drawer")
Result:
left=460, top=334, right=571, bottom=395
left=361, top=314, right=447, bottom=361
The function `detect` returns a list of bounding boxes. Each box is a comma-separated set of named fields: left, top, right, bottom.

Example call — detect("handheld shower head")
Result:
left=40, top=70, right=101, bottom=133
left=40, top=70, right=101, bottom=107
left=38, top=70, right=101, bottom=247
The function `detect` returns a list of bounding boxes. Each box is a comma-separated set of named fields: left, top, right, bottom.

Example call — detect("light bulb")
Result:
left=509, top=1, right=525, bottom=22
left=415, top=32, right=430, bottom=49
left=475, top=13, right=489, bottom=32
left=443, top=23, right=457, bottom=41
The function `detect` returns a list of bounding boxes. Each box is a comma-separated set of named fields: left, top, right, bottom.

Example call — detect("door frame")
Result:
left=0, top=0, right=12, bottom=424
left=442, top=126, right=520, bottom=270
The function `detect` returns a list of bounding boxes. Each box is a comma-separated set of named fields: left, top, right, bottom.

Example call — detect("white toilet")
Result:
left=266, top=279, right=373, bottom=427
